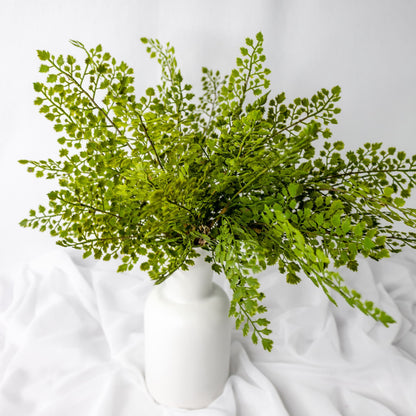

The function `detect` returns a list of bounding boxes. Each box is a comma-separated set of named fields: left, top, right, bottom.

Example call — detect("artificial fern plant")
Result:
left=20, top=33, right=416, bottom=351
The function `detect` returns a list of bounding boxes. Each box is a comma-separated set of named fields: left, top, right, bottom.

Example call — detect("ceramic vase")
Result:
left=144, top=248, right=231, bottom=409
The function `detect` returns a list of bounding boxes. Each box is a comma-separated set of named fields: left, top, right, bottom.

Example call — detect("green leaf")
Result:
left=288, top=183, right=300, bottom=198
left=39, top=64, right=49, bottom=73
left=363, top=237, right=376, bottom=250
left=394, top=197, right=405, bottom=207
left=256, top=318, right=270, bottom=326
left=245, top=38, right=253, bottom=47
left=331, top=213, right=341, bottom=228
left=383, top=186, right=394, bottom=197
left=240, top=47, right=249, bottom=56
left=397, top=151, right=406, bottom=161
left=341, top=218, right=351, bottom=234
left=67, top=55, right=76, bottom=65
left=113, top=106, right=124, bottom=117
left=140, top=262, right=150, bottom=271
left=331, top=85, right=341, bottom=95
left=19, top=219, right=28, bottom=227
left=286, top=273, right=301, bottom=284
left=46, top=74, right=57, bottom=83
left=261, top=338, right=273, bottom=352
left=255, top=32, right=263, bottom=42
left=37, top=50, right=50, bottom=61
left=33, top=82, right=43, bottom=92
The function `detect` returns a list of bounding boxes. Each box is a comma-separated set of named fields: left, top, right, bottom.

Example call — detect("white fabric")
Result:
left=1, top=249, right=415, bottom=415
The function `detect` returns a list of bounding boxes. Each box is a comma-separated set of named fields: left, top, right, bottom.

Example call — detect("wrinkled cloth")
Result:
left=1, top=249, right=415, bottom=416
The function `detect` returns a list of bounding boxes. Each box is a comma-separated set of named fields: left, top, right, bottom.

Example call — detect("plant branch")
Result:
left=47, top=58, right=133, bottom=151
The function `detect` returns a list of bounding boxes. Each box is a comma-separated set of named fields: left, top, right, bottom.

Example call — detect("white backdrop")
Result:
left=1, top=0, right=416, bottom=271
left=1, top=2, right=416, bottom=415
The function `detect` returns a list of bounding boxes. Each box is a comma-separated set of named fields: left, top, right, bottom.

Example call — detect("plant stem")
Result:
left=136, top=114, right=166, bottom=171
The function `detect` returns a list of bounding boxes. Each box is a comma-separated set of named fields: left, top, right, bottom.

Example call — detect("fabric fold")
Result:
left=1, top=249, right=416, bottom=415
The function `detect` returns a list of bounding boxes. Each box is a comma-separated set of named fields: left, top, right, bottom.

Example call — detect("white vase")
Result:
left=144, top=248, right=231, bottom=409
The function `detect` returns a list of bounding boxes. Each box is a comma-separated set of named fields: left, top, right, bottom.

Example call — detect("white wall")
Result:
left=1, top=0, right=415, bottom=272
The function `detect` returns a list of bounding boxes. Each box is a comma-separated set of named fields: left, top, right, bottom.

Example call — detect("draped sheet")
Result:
left=1, top=249, right=415, bottom=415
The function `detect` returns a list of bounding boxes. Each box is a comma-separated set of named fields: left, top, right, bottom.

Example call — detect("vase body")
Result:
left=144, top=249, right=231, bottom=409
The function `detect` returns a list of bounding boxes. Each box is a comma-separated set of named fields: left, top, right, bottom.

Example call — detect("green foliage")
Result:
left=20, top=33, right=416, bottom=351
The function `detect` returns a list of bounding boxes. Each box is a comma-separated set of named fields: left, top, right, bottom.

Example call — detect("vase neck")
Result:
left=162, top=248, right=213, bottom=302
